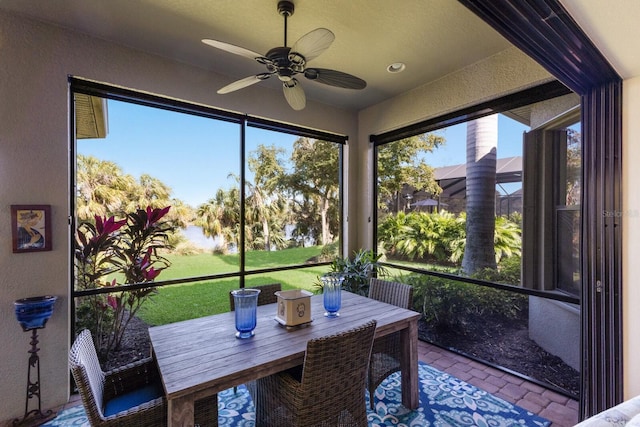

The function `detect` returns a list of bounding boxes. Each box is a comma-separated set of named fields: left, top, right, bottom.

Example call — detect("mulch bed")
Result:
left=102, top=315, right=154, bottom=372
left=105, top=312, right=579, bottom=398
left=418, top=314, right=580, bottom=397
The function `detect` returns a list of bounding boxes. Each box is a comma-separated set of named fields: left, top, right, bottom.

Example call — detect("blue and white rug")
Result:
left=45, top=362, right=550, bottom=426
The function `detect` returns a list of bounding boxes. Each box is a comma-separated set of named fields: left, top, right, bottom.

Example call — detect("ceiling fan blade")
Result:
left=289, top=28, right=335, bottom=62
left=218, top=74, right=271, bottom=94
left=304, top=68, right=367, bottom=89
left=202, top=39, right=265, bottom=62
left=282, top=79, right=306, bottom=111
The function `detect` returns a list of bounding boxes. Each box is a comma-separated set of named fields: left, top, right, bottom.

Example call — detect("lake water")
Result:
left=181, top=225, right=220, bottom=249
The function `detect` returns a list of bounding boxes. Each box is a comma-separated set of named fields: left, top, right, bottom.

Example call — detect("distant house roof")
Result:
left=434, top=156, right=522, bottom=198
left=75, top=94, right=108, bottom=139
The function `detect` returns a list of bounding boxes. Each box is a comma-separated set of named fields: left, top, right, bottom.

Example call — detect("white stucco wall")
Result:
left=623, top=75, right=640, bottom=400
left=0, top=11, right=357, bottom=421
left=529, top=297, right=580, bottom=370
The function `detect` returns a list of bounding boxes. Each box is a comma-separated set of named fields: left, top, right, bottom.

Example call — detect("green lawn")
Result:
left=137, top=246, right=330, bottom=326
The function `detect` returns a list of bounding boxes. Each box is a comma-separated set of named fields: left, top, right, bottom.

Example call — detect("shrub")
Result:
left=409, top=268, right=527, bottom=333
left=378, top=211, right=521, bottom=266
left=75, top=206, right=174, bottom=359
left=474, top=255, right=522, bottom=285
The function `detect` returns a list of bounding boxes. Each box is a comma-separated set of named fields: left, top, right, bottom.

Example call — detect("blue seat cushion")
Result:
left=103, top=382, right=164, bottom=416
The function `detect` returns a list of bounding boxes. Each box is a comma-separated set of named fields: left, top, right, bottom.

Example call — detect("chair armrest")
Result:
left=104, top=357, right=162, bottom=401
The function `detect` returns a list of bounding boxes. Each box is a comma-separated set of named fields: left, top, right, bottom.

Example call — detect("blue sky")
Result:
left=77, top=100, right=528, bottom=207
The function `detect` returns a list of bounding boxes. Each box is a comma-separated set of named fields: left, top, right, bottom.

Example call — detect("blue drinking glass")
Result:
left=321, top=273, right=344, bottom=317
left=231, top=288, right=261, bottom=338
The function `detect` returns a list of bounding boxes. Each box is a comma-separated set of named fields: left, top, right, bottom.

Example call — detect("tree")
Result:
left=377, top=134, right=444, bottom=214
left=247, top=145, right=287, bottom=250
left=76, top=155, right=189, bottom=225
left=195, top=187, right=240, bottom=252
left=288, top=138, right=340, bottom=245
left=76, top=155, right=137, bottom=220
left=133, top=174, right=172, bottom=209
left=462, top=115, right=498, bottom=274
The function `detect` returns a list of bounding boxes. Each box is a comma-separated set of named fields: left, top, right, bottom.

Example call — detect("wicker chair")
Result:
left=251, top=320, right=377, bottom=427
left=367, top=278, right=414, bottom=409
left=228, top=283, right=281, bottom=311
left=69, top=329, right=218, bottom=427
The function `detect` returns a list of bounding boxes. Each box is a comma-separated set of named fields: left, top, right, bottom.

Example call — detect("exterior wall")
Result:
left=529, top=297, right=580, bottom=370
left=0, top=11, right=357, bottom=422
left=623, top=75, right=640, bottom=399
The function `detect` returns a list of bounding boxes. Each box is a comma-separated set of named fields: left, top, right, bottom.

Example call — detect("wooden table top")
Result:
left=149, top=290, right=420, bottom=401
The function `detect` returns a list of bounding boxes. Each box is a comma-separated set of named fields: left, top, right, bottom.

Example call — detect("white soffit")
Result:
left=560, top=0, right=640, bottom=79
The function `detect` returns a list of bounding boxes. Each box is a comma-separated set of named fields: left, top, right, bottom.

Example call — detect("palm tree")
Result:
left=134, top=174, right=172, bottom=209
left=245, top=181, right=287, bottom=251
left=246, top=145, right=287, bottom=251
left=462, top=115, right=498, bottom=274
left=76, top=155, right=137, bottom=220
left=195, top=187, right=240, bottom=252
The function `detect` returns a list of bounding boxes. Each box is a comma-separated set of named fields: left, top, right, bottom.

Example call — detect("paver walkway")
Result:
left=418, top=340, right=579, bottom=426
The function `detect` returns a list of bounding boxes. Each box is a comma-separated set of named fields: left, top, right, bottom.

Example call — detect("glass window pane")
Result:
left=556, top=123, right=581, bottom=296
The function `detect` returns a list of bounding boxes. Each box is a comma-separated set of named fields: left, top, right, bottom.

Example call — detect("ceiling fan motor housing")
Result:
left=277, top=1, right=295, bottom=17
left=266, top=46, right=304, bottom=80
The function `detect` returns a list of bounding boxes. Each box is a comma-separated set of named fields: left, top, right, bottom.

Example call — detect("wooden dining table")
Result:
left=149, top=290, right=421, bottom=427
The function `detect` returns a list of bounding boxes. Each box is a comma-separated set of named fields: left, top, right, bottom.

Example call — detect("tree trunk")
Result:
left=462, top=115, right=497, bottom=274
left=262, top=216, right=270, bottom=251
left=320, top=197, right=332, bottom=245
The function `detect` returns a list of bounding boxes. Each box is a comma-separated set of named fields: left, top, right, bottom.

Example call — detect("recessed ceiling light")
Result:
left=387, top=62, right=406, bottom=73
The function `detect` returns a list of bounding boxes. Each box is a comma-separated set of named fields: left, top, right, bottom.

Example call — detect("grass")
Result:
left=137, top=246, right=330, bottom=326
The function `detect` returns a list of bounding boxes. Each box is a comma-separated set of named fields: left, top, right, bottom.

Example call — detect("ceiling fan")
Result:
left=202, top=0, right=366, bottom=110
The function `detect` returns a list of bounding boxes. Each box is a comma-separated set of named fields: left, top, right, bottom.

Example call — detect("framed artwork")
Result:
left=11, top=205, right=52, bottom=253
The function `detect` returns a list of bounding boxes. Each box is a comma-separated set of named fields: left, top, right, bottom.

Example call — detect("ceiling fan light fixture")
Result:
left=387, top=62, right=406, bottom=73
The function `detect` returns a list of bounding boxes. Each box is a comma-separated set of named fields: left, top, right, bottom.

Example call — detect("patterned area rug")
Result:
left=45, top=362, right=550, bottom=426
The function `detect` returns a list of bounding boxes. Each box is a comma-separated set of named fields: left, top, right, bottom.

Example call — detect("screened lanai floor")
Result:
left=419, top=340, right=580, bottom=426
left=53, top=339, right=579, bottom=426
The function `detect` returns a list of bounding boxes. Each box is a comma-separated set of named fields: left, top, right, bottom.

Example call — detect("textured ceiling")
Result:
left=2, top=1, right=636, bottom=111
left=0, top=0, right=511, bottom=111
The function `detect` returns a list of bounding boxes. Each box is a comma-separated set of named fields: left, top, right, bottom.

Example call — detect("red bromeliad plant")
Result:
left=75, top=206, right=174, bottom=359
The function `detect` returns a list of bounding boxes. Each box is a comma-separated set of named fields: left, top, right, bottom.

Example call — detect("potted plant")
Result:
left=327, top=249, right=388, bottom=296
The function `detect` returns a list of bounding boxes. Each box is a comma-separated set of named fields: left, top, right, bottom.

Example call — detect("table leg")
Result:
left=168, top=395, right=195, bottom=427
left=400, top=318, right=419, bottom=409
